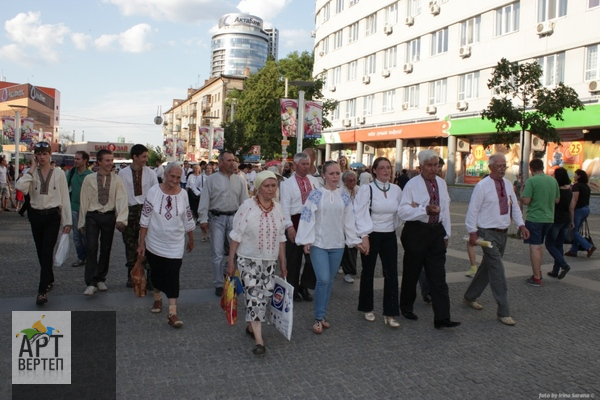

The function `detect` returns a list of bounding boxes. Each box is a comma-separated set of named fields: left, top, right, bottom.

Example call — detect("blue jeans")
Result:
left=208, top=214, right=234, bottom=288
left=570, top=206, right=592, bottom=253
left=545, top=222, right=570, bottom=274
left=72, top=211, right=86, bottom=262
left=310, top=246, right=344, bottom=321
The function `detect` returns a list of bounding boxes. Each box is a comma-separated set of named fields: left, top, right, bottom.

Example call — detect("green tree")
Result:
left=147, top=145, right=165, bottom=166
left=222, top=119, right=252, bottom=161
left=482, top=58, right=584, bottom=148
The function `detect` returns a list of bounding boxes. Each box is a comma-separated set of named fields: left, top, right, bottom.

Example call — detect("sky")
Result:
left=0, top=0, right=316, bottom=148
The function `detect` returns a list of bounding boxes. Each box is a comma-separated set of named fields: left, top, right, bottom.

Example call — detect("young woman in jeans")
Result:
left=565, top=169, right=596, bottom=258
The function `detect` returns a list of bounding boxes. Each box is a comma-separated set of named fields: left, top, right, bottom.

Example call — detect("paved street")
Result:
left=1, top=202, right=599, bottom=399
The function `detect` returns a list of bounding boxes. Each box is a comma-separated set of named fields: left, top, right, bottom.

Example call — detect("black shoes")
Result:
left=402, top=311, right=419, bottom=320
left=298, top=287, right=313, bottom=302
left=252, top=344, right=266, bottom=356
left=423, top=294, right=432, bottom=304
left=293, top=292, right=303, bottom=302
left=434, top=319, right=461, bottom=329
left=558, top=266, right=571, bottom=280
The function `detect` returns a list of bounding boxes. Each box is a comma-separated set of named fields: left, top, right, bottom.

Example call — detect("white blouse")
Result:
left=140, top=185, right=195, bottom=259
left=295, top=187, right=362, bottom=249
left=229, top=198, right=287, bottom=261
left=354, top=180, right=403, bottom=236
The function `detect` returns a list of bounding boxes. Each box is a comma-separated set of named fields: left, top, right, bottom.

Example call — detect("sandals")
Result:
left=321, top=319, right=331, bottom=329
left=312, top=320, right=323, bottom=334
left=167, top=313, right=183, bottom=328
left=46, top=283, right=54, bottom=293
left=252, top=344, right=266, bottom=356
left=36, top=293, right=48, bottom=305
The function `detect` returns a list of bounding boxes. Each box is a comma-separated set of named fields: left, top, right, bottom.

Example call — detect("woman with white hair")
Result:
left=340, top=170, right=359, bottom=283
left=137, top=162, right=195, bottom=328
left=227, top=171, right=287, bottom=356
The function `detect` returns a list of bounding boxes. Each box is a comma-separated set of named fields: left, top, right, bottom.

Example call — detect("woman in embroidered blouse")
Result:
left=296, top=162, right=362, bottom=334
left=340, top=170, right=360, bottom=283
left=17, top=142, right=72, bottom=305
left=354, top=157, right=403, bottom=328
left=137, top=163, right=195, bottom=328
left=227, top=171, right=287, bottom=356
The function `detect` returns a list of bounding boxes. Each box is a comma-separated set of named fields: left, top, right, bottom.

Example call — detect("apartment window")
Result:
left=585, top=45, right=599, bottom=80
left=363, top=94, right=374, bottom=116
left=383, top=90, right=396, bottom=112
left=323, top=2, right=331, bottom=22
left=407, top=0, right=422, bottom=17
left=348, top=22, right=359, bottom=43
left=404, top=85, right=420, bottom=108
left=537, top=0, right=568, bottom=22
left=336, top=0, right=344, bottom=13
left=428, top=79, right=447, bottom=105
left=458, top=72, right=480, bottom=101
left=537, top=53, right=565, bottom=86
left=346, top=98, right=357, bottom=118
left=331, top=66, right=342, bottom=85
left=386, top=3, right=399, bottom=25
left=431, top=28, right=448, bottom=56
left=332, top=105, right=340, bottom=120
left=322, top=37, right=329, bottom=54
left=460, top=16, right=481, bottom=46
left=348, top=60, right=358, bottom=81
left=350, top=0, right=359, bottom=6
left=364, top=53, right=377, bottom=75
left=590, top=0, right=600, bottom=8
left=496, top=2, right=520, bottom=36
left=366, top=13, right=377, bottom=35
left=406, top=38, right=421, bottom=63
left=384, top=46, right=397, bottom=69
left=334, top=30, right=343, bottom=50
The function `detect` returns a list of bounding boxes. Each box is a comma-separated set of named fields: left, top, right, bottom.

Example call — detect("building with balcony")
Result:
left=313, top=0, right=600, bottom=190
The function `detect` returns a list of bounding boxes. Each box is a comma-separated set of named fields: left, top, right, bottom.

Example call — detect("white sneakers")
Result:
left=344, top=274, right=355, bottom=283
left=498, top=316, right=516, bottom=326
left=364, top=312, right=376, bottom=322
left=83, top=286, right=97, bottom=296
left=97, top=282, right=108, bottom=291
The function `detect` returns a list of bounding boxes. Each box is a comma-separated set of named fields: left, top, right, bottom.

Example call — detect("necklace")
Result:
left=255, top=197, right=274, bottom=216
left=373, top=180, right=390, bottom=192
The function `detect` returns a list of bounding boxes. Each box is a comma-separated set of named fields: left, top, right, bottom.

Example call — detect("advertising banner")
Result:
left=199, top=127, right=224, bottom=149
left=303, top=101, right=322, bottom=139
left=280, top=99, right=298, bottom=138
left=2, top=116, right=15, bottom=141
left=246, top=145, right=260, bottom=162
left=164, top=138, right=173, bottom=156
left=176, top=139, right=185, bottom=156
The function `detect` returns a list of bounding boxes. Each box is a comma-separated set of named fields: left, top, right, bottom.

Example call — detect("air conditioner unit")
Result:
left=425, top=105, right=437, bottom=114
left=328, top=85, right=336, bottom=92
left=362, top=75, right=371, bottom=84
left=405, top=16, right=415, bottom=26
left=384, top=24, right=393, bottom=35
left=357, top=116, right=366, bottom=125
left=456, top=139, right=470, bottom=153
left=536, top=21, right=554, bottom=36
left=382, top=69, right=390, bottom=78
left=401, top=102, right=409, bottom=110
left=403, top=63, right=413, bottom=73
left=589, top=80, right=600, bottom=93
left=531, top=136, right=545, bottom=151
left=319, top=51, right=325, bottom=56
left=456, top=100, right=468, bottom=111
left=342, top=119, right=352, bottom=127
left=430, top=4, right=441, bottom=15
left=311, top=31, right=316, bottom=38
left=459, top=45, right=471, bottom=58
left=363, top=144, right=375, bottom=154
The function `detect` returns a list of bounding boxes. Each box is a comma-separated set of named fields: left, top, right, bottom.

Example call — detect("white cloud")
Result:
left=71, top=33, right=92, bottom=50
left=279, top=28, right=314, bottom=57
left=236, top=0, right=292, bottom=21
left=104, top=0, right=233, bottom=23
left=94, top=24, right=154, bottom=53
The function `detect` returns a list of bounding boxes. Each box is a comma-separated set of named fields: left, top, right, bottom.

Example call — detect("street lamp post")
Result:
left=9, top=105, right=27, bottom=183
left=204, top=116, right=219, bottom=161
left=289, top=81, right=316, bottom=155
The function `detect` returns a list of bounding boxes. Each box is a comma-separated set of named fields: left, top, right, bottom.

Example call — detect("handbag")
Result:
left=131, top=256, right=147, bottom=297
left=53, top=233, right=70, bottom=267
left=268, top=276, right=294, bottom=341
left=221, top=271, right=243, bottom=325
left=578, top=218, right=594, bottom=251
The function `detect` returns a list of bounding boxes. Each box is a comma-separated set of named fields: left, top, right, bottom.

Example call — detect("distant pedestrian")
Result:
left=181, top=160, right=192, bottom=189
left=155, top=160, right=164, bottom=183
left=67, top=151, right=93, bottom=267
left=565, top=169, right=596, bottom=258
left=340, top=170, right=359, bottom=283
left=359, top=167, right=373, bottom=186
left=546, top=167, right=573, bottom=279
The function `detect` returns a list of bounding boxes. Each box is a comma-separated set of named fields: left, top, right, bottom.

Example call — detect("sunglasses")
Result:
left=34, top=142, right=51, bottom=149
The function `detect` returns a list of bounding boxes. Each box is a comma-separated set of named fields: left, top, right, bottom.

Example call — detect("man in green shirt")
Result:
left=521, top=158, right=560, bottom=287
left=68, top=151, right=93, bottom=267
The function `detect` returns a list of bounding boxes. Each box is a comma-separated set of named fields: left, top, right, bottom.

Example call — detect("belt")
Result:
left=89, top=210, right=115, bottom=215
left=406, top=220, right=443, bottom=227
left=483, top=228, right=508, bottom=233
left=210, top=209, right=237, bottom=216
left=30, top=207, right=59, bottom=216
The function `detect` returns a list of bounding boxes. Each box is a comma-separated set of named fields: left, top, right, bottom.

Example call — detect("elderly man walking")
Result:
left=198, top=151, right=249, bottom=296
left=463, top=154, right=530, bottom=326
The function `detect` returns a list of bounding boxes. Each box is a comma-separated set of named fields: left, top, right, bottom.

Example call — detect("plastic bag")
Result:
left=221, top=271, right=243, bottom=325
left=268, top=276, right=294, bottom=340
left=131, top=256, right=147, bottom=297
left=53, top=233, right=70, bottom=267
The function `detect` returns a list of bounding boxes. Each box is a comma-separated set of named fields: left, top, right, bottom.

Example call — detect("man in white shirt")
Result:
left=359, top=167, right=373, bottom=186
left=0, top=156, right=11, bottom=211
left=463, top=154, right=530, bottom=326
left=398, top=149, right=460, bottom=330
left=280, top=152, right=318, bottom=302
left=180, top=161, right=192, bottom=189
left=155, top=160, right=165, bottom=183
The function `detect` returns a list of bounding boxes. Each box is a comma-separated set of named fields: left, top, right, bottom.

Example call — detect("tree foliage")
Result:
left=481, top=58, right=584, bottom=148
left=147, top=145, right=165, bottom=166
left=222, top=119, right=252, bottom=161
left=227, top=51, right=338, bottom=161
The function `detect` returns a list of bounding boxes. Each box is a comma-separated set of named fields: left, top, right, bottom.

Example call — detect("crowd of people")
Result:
left=7, top=142, right=596, bottom=356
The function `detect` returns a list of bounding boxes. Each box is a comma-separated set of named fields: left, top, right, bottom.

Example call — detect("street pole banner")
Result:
left=20, top=118, right=36, bottom=143
left=199, top=127, right=209, bottom=149
left=2, top=116, right=15, bottom=141
left=280, top=99, right=298, bottom=138
left=213, top=127, right=224, bottom=150
left=176, top=139, right=185, bottom=156
left=304, top=101, right=323, bottom=139
left=164, top=138, right=174, bottom=156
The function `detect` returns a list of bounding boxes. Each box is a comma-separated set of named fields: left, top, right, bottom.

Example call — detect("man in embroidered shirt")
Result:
left=280, top=152, right=319, bottom=302
left=198, top=150, right=249, bottom=296
left=463, top=154, right=530, bottom=326
left=181, top=160, right=191, bottom=189
left=79, top=149, right=129, bottom=296
left=67, top=151, right=93, bottom=267
left=398, top=149, right=460, bottom=329
left=118, top=144, right=158, bottom=288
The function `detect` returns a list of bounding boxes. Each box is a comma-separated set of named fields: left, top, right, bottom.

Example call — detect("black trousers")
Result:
left=29, top=208, right=61, bottom=294
left=285, top=232, right=316, bottom=291
left=340, top=246, right=357, bottom=275
left=358, top=231, right=399, bottom=316
left=400, top=221, right=450, bottom=322
left=85, top=211, right=116, bottom=286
